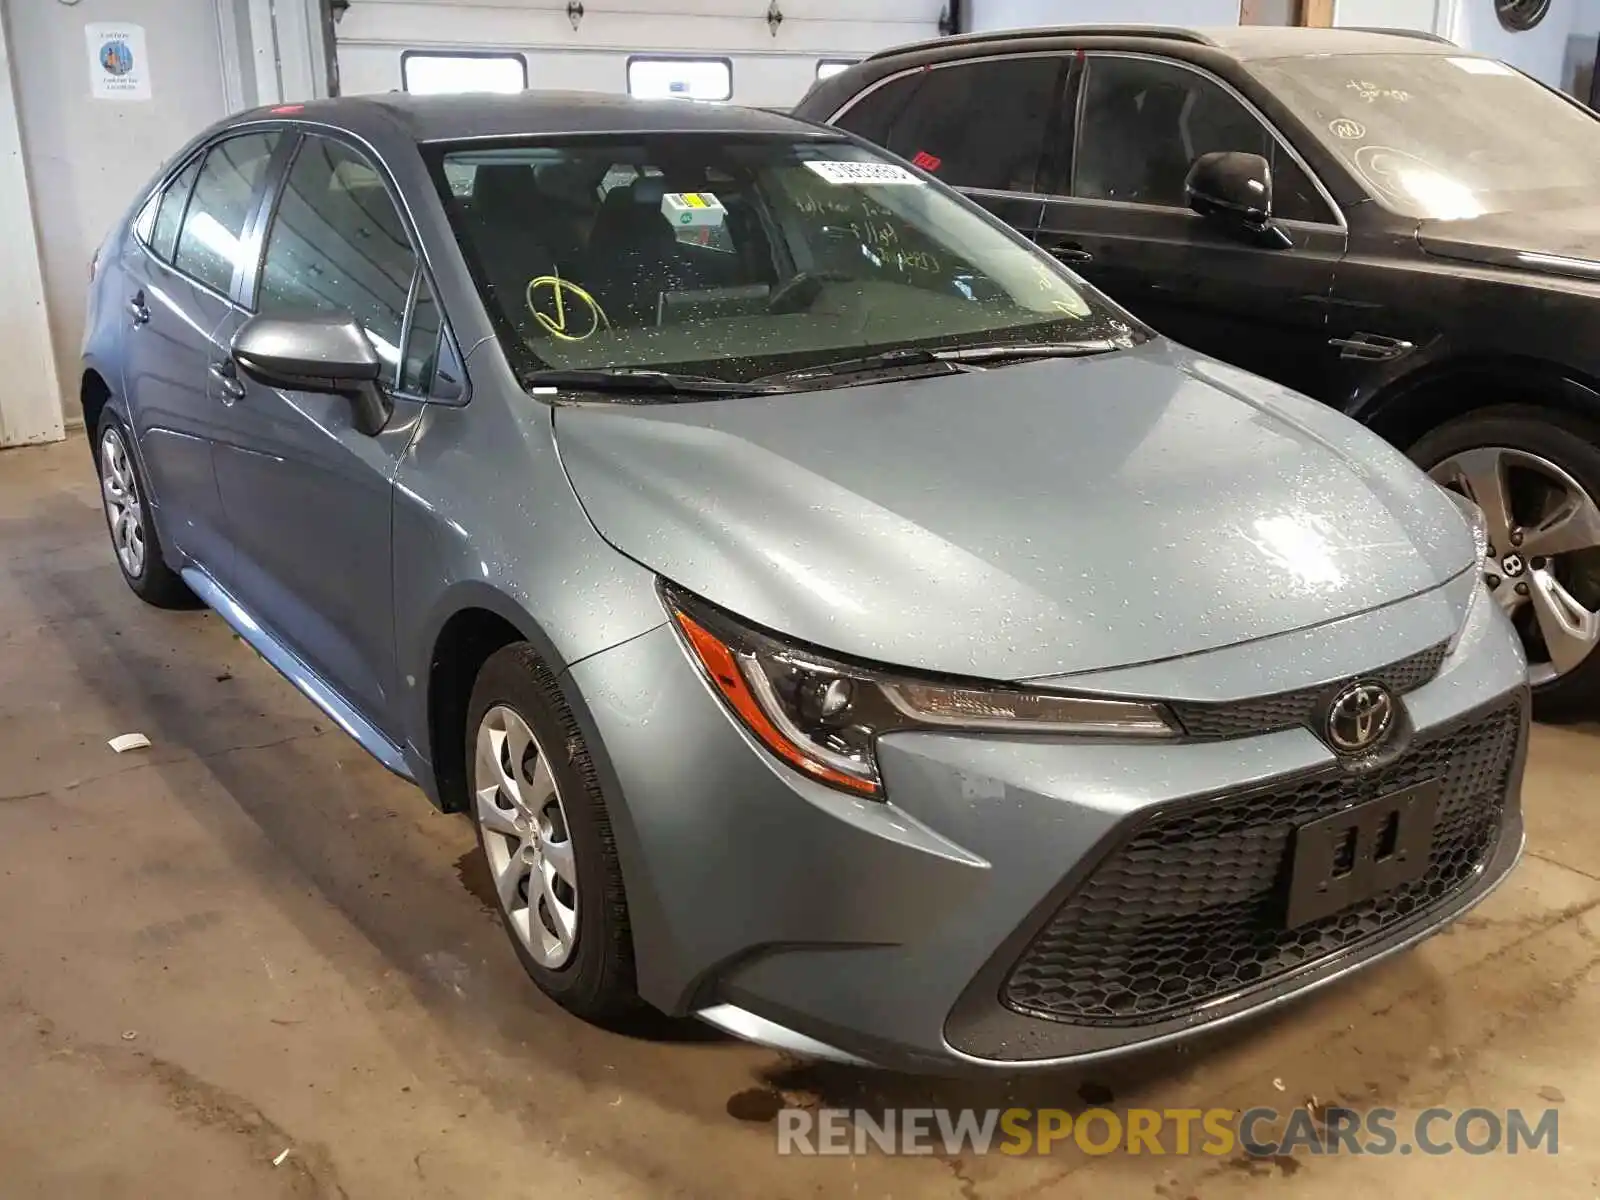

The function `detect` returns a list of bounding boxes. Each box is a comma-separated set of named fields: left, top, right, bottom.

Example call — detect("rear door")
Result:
left=120, top=132, right=283, bottom=576
left=213, top=131, right=441, bottom=742
left=831, top=55, right=1069, bottom=235
left=1034, top=53, right=1346, bottom=400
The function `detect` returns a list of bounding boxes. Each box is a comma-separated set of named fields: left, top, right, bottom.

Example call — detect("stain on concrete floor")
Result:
left=2, top=439, right=1598, bottom=1198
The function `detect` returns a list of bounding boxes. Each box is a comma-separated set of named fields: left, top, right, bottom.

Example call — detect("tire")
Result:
left=1409, top=404, right=1600, bottom=720
left=95, top=409, right=196, bottom=609
left=465, top=642, right=639, bottom=1021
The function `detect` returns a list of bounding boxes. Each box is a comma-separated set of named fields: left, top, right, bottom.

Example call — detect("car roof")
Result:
left=866, top=23, right=1463, bottom=64
left=232, top=90, right=824, bottom=144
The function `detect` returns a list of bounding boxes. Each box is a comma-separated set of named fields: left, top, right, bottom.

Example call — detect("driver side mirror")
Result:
left=231, top=314, right=394, bottom=436
left=1185, top=152, right=1290, bottom=249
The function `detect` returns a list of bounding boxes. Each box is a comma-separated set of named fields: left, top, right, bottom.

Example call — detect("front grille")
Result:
left=1002, top=698, right=1522, bottom=1026
left=1171, top=642, right=1449, bottom=740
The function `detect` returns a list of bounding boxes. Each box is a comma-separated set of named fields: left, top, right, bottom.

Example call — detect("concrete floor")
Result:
left=2, top=437, right=1599, bottom=1199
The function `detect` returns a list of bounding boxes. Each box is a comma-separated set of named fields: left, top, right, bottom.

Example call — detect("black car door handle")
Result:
left=128, top=292, right=150, bottom=326
left=1047, top=242, right=1095, bottom=265
left=209, top=360, right=246, bottom=404
left=1329, top=333, right=1415, bottom=362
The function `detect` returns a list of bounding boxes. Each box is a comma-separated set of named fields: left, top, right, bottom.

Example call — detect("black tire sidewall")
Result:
left=464, top=644, right=636, bottom=1017
left=1409, top=404, right=1600, bottom=718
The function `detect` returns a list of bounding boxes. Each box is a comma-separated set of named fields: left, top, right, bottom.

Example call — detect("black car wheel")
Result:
left=95, top=410, right=196, bottom=609
left=1411, top=405, right=1600, bottom=719
left=465, top=642, right=639, bottom=1020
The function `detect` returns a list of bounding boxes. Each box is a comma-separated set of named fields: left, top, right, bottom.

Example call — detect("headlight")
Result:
left=665, top=587, right=1177, bottom=798
left=1440, top=484, right=1489, bottom=561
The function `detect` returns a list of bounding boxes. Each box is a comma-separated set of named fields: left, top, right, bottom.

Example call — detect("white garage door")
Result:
left=334, top=0, right=944, bottom=108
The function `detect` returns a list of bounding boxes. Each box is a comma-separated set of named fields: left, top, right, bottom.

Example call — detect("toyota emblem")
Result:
left=1325, top=682, right=1396, bottom=754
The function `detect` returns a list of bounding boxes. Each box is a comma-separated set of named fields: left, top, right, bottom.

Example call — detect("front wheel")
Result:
left=1410, top=405, right=1600, bottom=720
left=465, top=643, right=639, bottom=1021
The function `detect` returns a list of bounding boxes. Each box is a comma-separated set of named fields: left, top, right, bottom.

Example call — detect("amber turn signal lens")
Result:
left=673, top=609, right=880, bottom=796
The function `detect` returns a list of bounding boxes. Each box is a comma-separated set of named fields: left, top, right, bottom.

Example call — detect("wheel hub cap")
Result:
left=1430, top=445, right=1600, bottom=686
left=99, top=428, right=146, bottom=579
left=471, top=704, right=579, bottom=969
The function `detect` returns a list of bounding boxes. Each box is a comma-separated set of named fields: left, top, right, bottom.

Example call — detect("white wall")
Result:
left=1445, top=0, right=1578, bottom=85
left=1332, top=0, right=1440, bottom=34
left=334, top=0, right=942, bottom=106
left=6, top=0, right=232, bottom=438
left=969, top=0, right=1241, bottom=29
left=0, top=9, right=63, bottom=447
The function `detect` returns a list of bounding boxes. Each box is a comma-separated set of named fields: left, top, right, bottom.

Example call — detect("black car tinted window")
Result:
left=832, top=74, right=923, bottom=146
left=150, top=157, right=201, bottom=263
left=172, top=132, right=280, bottom=295
left=884, top=57, right=1062, bottom=193
left=1074, top=56, right=1330, bottom=223
left=257, top=136, right=416, bottom=388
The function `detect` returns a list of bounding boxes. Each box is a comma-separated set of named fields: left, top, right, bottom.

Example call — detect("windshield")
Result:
left=1250, top=53, right=1600, bottom=221
left=430, top=134, right=1140, bottom=386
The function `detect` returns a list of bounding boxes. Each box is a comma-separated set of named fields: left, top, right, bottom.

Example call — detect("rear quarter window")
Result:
left=832, top=74, right=925, bottom=147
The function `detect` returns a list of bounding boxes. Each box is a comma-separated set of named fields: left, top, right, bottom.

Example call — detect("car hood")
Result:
left=553, top=342, right=1472, bottom=681
left=1418, top=204, right=1600, bottom=280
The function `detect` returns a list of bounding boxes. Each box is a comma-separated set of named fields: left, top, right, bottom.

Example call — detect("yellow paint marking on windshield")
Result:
left=525, top=274, right=610, bottom=343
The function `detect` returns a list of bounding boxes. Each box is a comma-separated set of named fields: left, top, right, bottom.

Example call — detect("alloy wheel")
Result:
left=99, top=426, right=147, bottom=579
left=472, top=704, right=579, bottom=968
left=1430, top=446, right=1600, bottom=685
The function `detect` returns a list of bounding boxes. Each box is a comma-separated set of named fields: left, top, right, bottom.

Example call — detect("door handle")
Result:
left=1328, top=333, right=1415, bottom=363
left=1047, top=241, right=1095, bottom=265
left=209, top=360, right=246, bottom=404
left=128, top=292, right=150, bottom=326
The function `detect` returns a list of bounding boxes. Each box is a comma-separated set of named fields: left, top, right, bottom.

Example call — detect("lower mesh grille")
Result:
left=1001, top=698, right=1523, bottom=1026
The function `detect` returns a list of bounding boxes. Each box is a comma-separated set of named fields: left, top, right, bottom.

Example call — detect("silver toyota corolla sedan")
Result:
left=81, top=92, right=1528, bottom=1074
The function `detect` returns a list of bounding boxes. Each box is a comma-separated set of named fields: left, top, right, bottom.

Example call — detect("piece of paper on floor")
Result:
left=108, top=733, right=151, bottom=753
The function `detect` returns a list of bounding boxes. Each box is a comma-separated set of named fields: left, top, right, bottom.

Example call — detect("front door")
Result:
left=1034, top=53, right=1347, bottom=401
left=212, top=133, right=430, bottom=743
left=121, top=132, right=282, bottom=575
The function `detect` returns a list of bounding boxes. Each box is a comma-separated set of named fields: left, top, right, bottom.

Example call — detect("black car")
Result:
left=797, top=23, right=1600, bottom=717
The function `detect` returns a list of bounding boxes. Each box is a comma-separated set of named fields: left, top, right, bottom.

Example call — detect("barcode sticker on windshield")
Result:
left=1449, top=56, right=1515, bottom=75
left=803, top=160, right=922, bottom=186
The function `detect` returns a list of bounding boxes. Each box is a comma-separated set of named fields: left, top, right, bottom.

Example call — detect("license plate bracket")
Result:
left=1285, top=781, right=1441, bottom=929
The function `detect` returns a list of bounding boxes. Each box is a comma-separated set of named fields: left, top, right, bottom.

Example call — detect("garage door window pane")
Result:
left=402, top=53, right=526, bottom=95
left=257, top=137, right=415, bottom=387
left=627, top=58, right=732, bottom=102
left=884, top=58, right=1061, bottom=193
left=173, top=133, right=280, bottom=295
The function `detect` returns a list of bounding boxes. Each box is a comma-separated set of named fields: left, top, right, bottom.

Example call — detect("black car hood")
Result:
left=1418, top=205, right=1600, bottom=280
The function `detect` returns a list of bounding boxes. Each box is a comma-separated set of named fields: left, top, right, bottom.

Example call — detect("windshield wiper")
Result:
left=524, top=368, right=780, bottom=398
left=931, top=339, right=1124, bottom=363
left=751, top=348, right=957, bottom=387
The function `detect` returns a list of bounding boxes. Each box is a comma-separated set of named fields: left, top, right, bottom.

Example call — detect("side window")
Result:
left=882, top=58, right=1062, bottom=193
left=173, top=132, right=280, bottom=294
left=1074, top=56, right=1331, bottom=223
left=832, top=74, right=923, bottom=147
left=401, top=271, right=441, bottom=395
left=257, top=136, right=415, bottom=387
left=150, top=157, right=201, bottom=262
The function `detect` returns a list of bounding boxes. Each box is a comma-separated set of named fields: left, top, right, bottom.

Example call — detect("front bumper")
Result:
left=565, top=574, right=1528, bottom=1075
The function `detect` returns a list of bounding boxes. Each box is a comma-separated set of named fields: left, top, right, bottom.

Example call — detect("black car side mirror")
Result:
left=1185, top=152, right=1291, bottom=249
left=231, top=314, right=393, bottom=436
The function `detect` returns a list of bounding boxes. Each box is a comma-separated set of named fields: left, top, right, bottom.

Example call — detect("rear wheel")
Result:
left=96, top=410, right=195, bottom=608
left=465, top=643, right=639, bottom=1020
left=1410, top=405, right=1600, bottom=719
